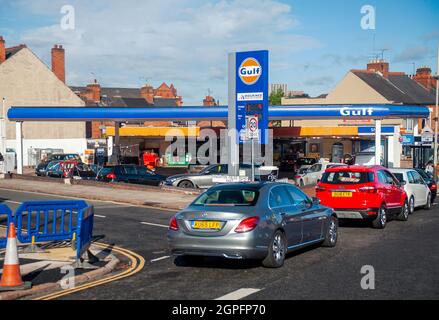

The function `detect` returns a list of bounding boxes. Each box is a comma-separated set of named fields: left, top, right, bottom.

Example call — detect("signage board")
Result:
left=235, top=50, right=269, bottom=144
left=245, top=115, right=259, bottom=140
left=421, top=133, right=433, bottom=145
left=357, top=126, right=395, bottom=135
left=401, top=134, right=414, bottom=145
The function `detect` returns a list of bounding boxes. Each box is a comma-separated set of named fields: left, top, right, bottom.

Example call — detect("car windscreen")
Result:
left=321, top=171, right=374, bottom=184
left=49, top=155, right=64, bottom=160
left=192, top=189, right=259, bottom=206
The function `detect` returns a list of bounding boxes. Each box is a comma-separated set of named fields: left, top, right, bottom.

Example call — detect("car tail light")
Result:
left=235, top=216, right=260, bottom=233
left=106, top=173, right=116, bottom=180
left=359, top=186, right=376, bottom=193
left=294, top=175, right=301, bottom=179
left=315, top=185, right=326, bottom=192
left=367, top=210, right=377, bottom=215
left=169, top=216, right=179, bottom=231
left=431, top=184, right=437, bottom=190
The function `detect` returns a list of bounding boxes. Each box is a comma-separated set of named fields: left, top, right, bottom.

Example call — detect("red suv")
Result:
left=316, top=166, right=408, bottom=229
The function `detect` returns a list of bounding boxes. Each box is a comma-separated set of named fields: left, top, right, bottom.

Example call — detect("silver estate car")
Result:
left=165, top=164, right=260, bottom=189
left=168, top=182, right=338, bottom=268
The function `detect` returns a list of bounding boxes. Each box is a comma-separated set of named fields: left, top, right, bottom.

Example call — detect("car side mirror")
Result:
left=400, top=181, right=406, bottom=186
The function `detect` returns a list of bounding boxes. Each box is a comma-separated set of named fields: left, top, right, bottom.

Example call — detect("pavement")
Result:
left=0, top=187, right=438, bottom=300
left=0, top=240, right=123, bottom=300
left=0, top=178, right=198, bottom=210
left=0, top=175, right=315, bottom=211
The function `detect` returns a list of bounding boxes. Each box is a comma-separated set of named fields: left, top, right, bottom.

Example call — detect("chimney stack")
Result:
left=367, top=59, right=389, bottom=76
left=86, top=79, right=101, bottom=102
left=203, top=95, right=216, bottom=106
left=0, top=36, right=5, bottom=64
left=412, top=66, right=435, bottom=90
left=51, top=44, right=65, bottom=83
left=140, top=84, right=155, bottom=104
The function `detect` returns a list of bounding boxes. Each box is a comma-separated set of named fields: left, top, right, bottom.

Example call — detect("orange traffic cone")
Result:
left=0, top=222, right=32, bottom=291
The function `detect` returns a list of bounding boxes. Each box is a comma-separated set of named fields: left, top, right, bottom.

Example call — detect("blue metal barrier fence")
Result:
left=0, top=201, right=94, bottom=261
left=0, top=204, right=13, bottom=248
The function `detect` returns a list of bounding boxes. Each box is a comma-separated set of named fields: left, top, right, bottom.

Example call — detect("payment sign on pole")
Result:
left=235, top=50, right=269, bottom=144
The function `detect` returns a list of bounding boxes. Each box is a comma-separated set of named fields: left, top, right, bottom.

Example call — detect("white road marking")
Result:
left=140, top=221, right=168, bottom=228
left=150, top=256, right=170, bottom=262
left=94, top=214, right=106, bottom=218
left=215, top=288, right=261, bottom=300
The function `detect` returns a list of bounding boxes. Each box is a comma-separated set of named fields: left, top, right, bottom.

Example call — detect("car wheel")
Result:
left=178, top=180, right=195, bottom=189
left=262, top=230, right=287, bottom=268
left=372, top=205, right=387, bottom=229
left=409, top=196, right=415, bottom=214
left=322, top=216, right=338, bottom=247
left=396, top=199, right=409, bottom=221
left=424, top=193, right=432, bottom=210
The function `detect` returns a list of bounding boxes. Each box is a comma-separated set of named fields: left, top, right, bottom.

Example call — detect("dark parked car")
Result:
left=96, top=165, right=165, bottom=186
left=168, top=182, right=338, bottom=268
left=46, top=161, right=97, bottom=180
left=279, top=154, right=297, bottom=171
left=414, top=168, right=437, bottom=203
left=35, top=153, right=82, bottom=176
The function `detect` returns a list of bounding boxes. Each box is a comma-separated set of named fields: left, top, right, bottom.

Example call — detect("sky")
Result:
left=0, top=0, right=438, bottom=104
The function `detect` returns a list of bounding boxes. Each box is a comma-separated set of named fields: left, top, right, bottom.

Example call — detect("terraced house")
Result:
left=280, top=59, right=436, bottom=168
left=0, top=36, right=86, bottom=166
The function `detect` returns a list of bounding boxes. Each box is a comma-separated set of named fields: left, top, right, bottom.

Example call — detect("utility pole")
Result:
left=1, top=97, right=6, bottom=155
left=434, top=46, right=439, bottom=181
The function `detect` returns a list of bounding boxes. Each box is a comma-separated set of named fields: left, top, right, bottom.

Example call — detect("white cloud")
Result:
left=12, top=0, right=321, bottom=104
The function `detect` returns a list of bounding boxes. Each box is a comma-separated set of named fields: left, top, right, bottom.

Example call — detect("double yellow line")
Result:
left=33, top=242, right=145, bottom=300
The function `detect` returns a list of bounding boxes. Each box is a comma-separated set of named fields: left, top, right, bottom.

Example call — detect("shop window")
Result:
left=403, top=119, right=414, bottom=131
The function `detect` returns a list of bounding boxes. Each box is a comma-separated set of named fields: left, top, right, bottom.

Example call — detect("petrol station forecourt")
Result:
left=0, top=48, right=437, bottom=302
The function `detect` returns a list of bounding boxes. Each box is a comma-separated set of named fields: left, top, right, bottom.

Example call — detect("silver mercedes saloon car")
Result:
left=168, top=182, right=338, bottom=268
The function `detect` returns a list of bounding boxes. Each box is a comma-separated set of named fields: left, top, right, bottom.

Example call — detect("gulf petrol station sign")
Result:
left=234, top=50, right=269, bottom=144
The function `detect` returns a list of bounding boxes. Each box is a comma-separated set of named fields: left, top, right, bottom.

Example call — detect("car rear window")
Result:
left=193, top=189, right=259, bottom=206
left=393, top=173, right=404, bottom=183
left=321, top=171, right=374, bottom=184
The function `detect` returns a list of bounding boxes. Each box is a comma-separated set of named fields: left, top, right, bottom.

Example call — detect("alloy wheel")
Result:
left=272, top=233, right=285, bottom=263
left=403, top=201, right=409, bottom=219
left=380, top=207, right=387, bottom=226
left=328, top=219, right=337, bottom=244
left=410, top=197, right=415, bottom=214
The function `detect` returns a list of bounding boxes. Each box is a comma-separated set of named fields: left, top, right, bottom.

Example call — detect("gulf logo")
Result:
left=238, top=58, right=262, bottom=85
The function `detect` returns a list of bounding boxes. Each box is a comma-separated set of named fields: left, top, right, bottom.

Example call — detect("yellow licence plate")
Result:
left=332, top=191, right=353, bottom=197
left=192, top=220, right=222, bottom=230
